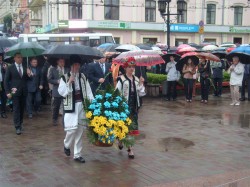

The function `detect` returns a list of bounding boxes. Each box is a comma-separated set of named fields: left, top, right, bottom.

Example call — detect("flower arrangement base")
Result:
left=129, top=130, right=140, bottom=136
left=94, top=141, right=113, bottom=147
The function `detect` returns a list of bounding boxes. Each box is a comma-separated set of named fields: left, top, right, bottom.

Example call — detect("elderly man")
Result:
left=58, top=55, right=94, bottom=163
left=229, top=56, right=244, bottom=106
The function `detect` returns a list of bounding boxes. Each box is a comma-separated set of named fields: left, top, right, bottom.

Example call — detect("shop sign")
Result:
left=35, top=27, right=45, bottom=33
left=58, top=20, right=69, bottom=28
left=229, top=26, right=250, bottom=33
left=97, top=21, right=131, bottom=29
left=169, top=24, right=199, bottom=32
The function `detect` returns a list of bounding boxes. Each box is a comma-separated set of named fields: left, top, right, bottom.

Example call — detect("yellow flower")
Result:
left=86, top=111, right=93, bottom=119
left=126, top=118, right=132, bottom=125
left=117, top=120, right=125, bottom=127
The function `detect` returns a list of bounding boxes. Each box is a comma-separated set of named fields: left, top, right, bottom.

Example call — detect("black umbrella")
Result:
left=212, top=51, right=227, bottom=59
left=102, top=44, right=120, bottom=53
left=162, top=52, right=181, bottom=63
left=43, top=44, right=104, bottom=60
left=176, top=56, right=199, bottom=72
left=136, top=44, right=152, bottom=50
left=0, top=38, right=17, bottom=53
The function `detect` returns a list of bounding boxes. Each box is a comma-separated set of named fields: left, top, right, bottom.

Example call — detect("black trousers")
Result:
left=166, top=81, right=177, bottom=100
left=183, top=79, right=193, bottom=100
left=0, top=82, right=6, bottom=113
left=241, top=75, right=250, bottom=99
left=52, top=97, right=62, bottom=122
left=213, top=78, right=222, bottom=96
left=12, top=95, right=26, bottom=130
left=200, top=77, right=210, bottom=100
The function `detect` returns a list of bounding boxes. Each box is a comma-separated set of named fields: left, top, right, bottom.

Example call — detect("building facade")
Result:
left=28, top=0, right=250, bottom=46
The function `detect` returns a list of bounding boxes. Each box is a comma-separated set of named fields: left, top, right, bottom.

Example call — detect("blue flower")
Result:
left=95, top=94, right=103, bottom=100
left=89, top=104, right=95, bottom=110
left=92, top=99, right=97, bottom=103
left=105, top=93, right=112, bottom=98
left=104, top=110, right=112, bottom=117
left=111, top=102, right=119, bottom=108
left=120, top=112, right=127, bottom=119
left=111, top=112, right=120, bottom=120
left=122, top=102, right=129, bottom=109
left=104, top=101, right=111, bottom=108
left=93, top=109, right=101, bottom=116
left=125, top=109, right=130, bottom=115
left=116, top=96, right=122, bottom=102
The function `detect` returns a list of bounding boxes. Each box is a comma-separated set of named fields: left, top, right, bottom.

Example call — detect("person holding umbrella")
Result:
left=229, top=56, right=244, bottom=106
left=116, top=57, right=145, bottom=159
left=58, top=55, right=94, bottom=163
left=240, top=64, right=250, bottom=101
left=165, top=55, right=180, bottom=101
left=182, top=58, right=196, bottom=102
left=4, top=53, right=29, bottom=135
left=198, top=57, right=211, bottom=103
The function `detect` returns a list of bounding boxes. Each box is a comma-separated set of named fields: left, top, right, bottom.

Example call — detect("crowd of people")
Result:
left=0, top=48, right=249, bottom=163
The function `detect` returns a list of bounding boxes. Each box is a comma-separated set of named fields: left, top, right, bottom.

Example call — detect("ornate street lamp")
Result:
left=158, top=0, right=184, bottom=51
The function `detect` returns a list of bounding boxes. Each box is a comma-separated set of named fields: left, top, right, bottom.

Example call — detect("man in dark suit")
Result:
left=88, top=57, right=113, bottom=95
left=48, top=58, right=69, bottom=125
left=26, top=57, right=43, bottom=118
left=4, top=53, right=29, bottom=135
left=0, top=54, right=8, bottom=118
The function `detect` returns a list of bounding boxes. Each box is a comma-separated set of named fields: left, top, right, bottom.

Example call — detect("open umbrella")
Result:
left=219, top=43, right=236, bottom=48
left=5, top=42, right=46, bottom=66
left=113, top=50, right=164, bottom=66
left=97, top=43, right=114, bottom=52
left=0, top=38, right=17, bottom=51
left=177, top=46, right=197, bottom=55
left=226, top=47, right=236, bottom=53
left=177, top=44, right=190, bottom=50
left=43, top=44, right=104, bottom=60
left=211, top=51, right=227, bottom=59
left=115, top=44, right=141, bottom=52
left=202, top=45, right=219, bottom=51
left=162, top=52, right=181, bottom=63
left=102, top=44, right=120, bottom=53
left=196, top=52, right=220, bottom=62
left=226, top=45, right=250, bottom=64
left=176, top=52, right=199, bottom=71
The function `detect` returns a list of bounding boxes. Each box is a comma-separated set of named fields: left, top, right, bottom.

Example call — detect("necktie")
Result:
left=18, top=65, right=22, bottom=77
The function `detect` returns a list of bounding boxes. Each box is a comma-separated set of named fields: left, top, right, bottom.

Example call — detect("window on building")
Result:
left=234, top=6, right=243, bottom=25
left=177, top=1, right=187, bottom=23
left=204, top=39, right=216, bottom=45
left=145, top=0, right=156, bottom=22
left=206, top=4, right=216, bottom=24
left=69, top=0, right=82, bottom=19
left=175, top=39, right=188, bottom=46
left=233, top=37, right=242, bottom=45
left=143, top=38, right=157, bottom=45
left=104, top=0, right=119, bottom=20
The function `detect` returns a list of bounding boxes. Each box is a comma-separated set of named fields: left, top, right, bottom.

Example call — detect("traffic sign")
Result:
left=199, top=26, right=204, bottom=34
left=199, top=20, right=204, bottom=27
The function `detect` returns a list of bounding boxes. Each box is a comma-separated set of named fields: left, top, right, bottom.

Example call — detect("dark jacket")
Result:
left=48, top=66, right=69, bottom=97
left=0, top=62, right=7, bottom=83
left=88, top=62, right=113, bottom=94
left=211, top=60, right=225, bottom=79
left=27, top=67, right=43, bottom=92
left=198, top=62, right=211, bottom=79
left=4, top=63, right=28, bottom=96
left=41, top=61, right=50, bottom=89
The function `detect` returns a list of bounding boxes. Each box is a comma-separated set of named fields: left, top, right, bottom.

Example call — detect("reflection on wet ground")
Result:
left=158, top=137, right=194, bottom=152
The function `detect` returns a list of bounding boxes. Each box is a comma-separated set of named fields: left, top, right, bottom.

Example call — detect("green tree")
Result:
left=3, top=14, right=12, bottom=33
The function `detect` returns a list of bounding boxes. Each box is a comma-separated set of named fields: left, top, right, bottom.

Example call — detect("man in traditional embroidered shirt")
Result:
left=58, top=55, right=94, bottom=163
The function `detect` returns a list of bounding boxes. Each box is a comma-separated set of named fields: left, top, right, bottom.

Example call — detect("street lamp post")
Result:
left=158, top=0, right=183, bottom=51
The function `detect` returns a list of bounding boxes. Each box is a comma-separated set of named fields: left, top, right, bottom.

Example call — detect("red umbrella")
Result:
left=196, top=52, right=220, bottom=62
left=178, top=46, right=197, bottom=53
left=112, top=50, right=164, bottom=66
left=177, top=44, right=190, bottom=50
left=226, top=47, right=236, bottom=53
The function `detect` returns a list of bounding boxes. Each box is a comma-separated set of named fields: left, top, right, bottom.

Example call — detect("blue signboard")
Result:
left=170, top=24, right=199, bottom=33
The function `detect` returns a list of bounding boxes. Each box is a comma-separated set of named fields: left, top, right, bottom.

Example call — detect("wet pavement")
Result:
left=0, top=93, right=250, bottom=187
